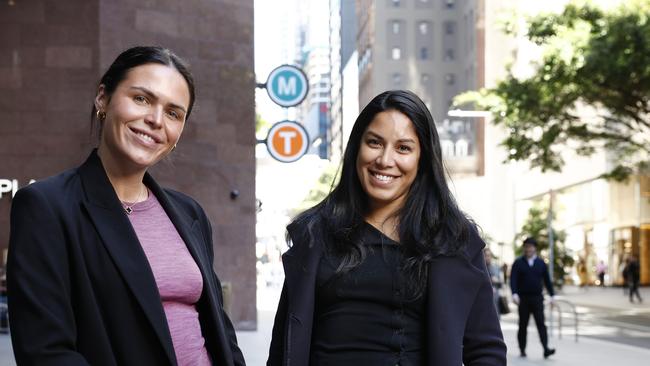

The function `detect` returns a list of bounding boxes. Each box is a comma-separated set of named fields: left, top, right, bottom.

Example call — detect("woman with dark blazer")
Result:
left=7, top=46, right=245, bottom=366
left=268, top=90, right=506, bottom=365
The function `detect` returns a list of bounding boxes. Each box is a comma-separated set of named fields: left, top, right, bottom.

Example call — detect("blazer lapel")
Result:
left=281, top=224, right=323, bottom=365
left=78, top=151, right=177, bottom=365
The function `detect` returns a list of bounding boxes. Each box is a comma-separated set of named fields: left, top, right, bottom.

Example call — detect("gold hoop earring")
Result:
left=96, top=110, right=106, bottom=121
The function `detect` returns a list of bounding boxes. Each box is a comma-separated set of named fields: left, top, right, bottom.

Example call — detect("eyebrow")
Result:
left=365, top=130, right=417, bottom=144
left=129, top=86, right=187, bottom=114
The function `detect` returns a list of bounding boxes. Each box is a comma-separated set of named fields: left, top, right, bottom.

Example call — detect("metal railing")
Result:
left=547, top=298, right=579, bottom=342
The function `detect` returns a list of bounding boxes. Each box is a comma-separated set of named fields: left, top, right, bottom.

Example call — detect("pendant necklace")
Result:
left=122, top=185, right=147, bottom=215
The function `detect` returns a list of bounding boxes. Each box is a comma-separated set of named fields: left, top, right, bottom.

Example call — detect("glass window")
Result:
left=393, top=73, right=402, bottom=85
left=392, top=47, right=401, bottom=60
left=393, top=21, right=400, bottom=34
left=445, top=73, right=456, bottom=85
left=444, top=48, right=455, bottom=61
left=420, top=47, right=428, bottom=60
left=419, top=22, right=428, bottom=35
left=444, top=21, right=456, bottom=35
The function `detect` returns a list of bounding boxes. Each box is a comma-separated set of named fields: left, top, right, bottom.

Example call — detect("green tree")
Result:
left=292, top=163, right=340, bottom=216
left=456, top=1, right=650, bottom=181
left=515, top=205, right=574, bottom=289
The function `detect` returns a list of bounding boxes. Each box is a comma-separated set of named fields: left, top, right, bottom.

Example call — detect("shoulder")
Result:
left=163, top=188, right=206, bottom=220
left=13, top=167, right=81, bottom=209
left=462, top=225, right=486, bottom=261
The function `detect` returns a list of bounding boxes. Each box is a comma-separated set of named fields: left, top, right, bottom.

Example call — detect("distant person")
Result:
left=577, top=257, right=589, bottom=289
left=596, top=260, right=607, bottom=287
left=502, top=263, right=509, bottom=288
left=510, top=237, right=556, bottom=359
left=484, top=248, right=503, bottom=314
left=7, top=46, right=244, bottom=365
left=622, top=257, right=631, bottom=296
left=628, top=256, right=643, bottom=303
left=267, top=90, right=506, bottom=365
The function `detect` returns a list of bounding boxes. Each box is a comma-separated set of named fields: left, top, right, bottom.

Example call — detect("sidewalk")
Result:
left=555, top=285, right=650, bottom=311
left=501, top=313, right=649, bottom=365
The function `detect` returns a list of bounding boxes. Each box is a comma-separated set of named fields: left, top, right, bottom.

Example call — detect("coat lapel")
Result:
left=282, top=224, right=323, bottom=365
left=78, top=151, right=177, bottom=365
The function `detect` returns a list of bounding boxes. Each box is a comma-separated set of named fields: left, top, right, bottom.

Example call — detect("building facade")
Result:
left=355, top=0, right=485, bottom=176
left=0, top=0, right=257, bottom=329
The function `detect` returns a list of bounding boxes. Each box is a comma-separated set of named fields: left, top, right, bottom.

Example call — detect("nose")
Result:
left=144, top=106, right=163, bottom=128
left=375, top=146, right=395, bottom=168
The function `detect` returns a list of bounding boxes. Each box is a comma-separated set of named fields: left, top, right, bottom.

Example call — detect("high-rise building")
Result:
left=355, top=0, right=484, bottom=176
left=330, top=0, right=358, bottom=162
left=296, top=0, right=332, bottom=159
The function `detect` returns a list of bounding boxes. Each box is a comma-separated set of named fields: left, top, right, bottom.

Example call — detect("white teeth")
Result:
left=372, top=172, right=394, bottom=182
left=137, top=132, right=154, bottom=143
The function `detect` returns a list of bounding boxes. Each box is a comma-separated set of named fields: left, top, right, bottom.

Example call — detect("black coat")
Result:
left=267, top=222, right=507, bottom=366
left=7, top=150, right=245, bottom=366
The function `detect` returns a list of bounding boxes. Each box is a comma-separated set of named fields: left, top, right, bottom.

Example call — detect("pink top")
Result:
left=125, top=190, right=212, bottom=366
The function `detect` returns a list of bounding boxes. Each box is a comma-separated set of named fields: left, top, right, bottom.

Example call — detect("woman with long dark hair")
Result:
left=8, top=46, right=244, bottom=366
left=268, top=90, right=506, bottom=365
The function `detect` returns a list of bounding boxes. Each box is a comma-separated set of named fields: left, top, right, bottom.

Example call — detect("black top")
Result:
left=510, top=256, right=555, bottom=297
left=310, top=223, right=426, bottom=366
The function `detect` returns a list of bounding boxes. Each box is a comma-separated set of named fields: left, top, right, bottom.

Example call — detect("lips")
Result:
left=369, top=170, right=400, bottom=184
left=129, top=127, right=162, bottom=144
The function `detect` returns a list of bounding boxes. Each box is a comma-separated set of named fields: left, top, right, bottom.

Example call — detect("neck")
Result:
left=365, top=204, right=401, bottom=242
left=97, top=146, right=147, bottom=203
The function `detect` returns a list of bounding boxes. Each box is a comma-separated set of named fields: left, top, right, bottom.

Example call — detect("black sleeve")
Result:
left=462, top=234, right=508, bottom=365
left=7, top=187, right=91, bottom=366
left=267, top=281, right=288, bottom=366
left=543, top=262, right=555, bottom=296
left=510, top=260, right=520, bottom=295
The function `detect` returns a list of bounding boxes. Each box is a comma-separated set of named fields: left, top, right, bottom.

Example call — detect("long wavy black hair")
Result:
left=290, top=90, right=475, bottom=297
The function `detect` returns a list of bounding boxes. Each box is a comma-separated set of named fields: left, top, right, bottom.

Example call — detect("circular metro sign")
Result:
left=266, top=121, right=310, bottom=163
left=265, top=65, right=309, bottom=107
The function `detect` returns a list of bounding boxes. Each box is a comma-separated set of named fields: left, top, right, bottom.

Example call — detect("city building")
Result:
left=0, top=0, right=257, bottom=329
left=330, top=0, right=358, bottom=162
left=296, top=0, right=332, bottom=159
left=355, top=0, right=485, bottom=176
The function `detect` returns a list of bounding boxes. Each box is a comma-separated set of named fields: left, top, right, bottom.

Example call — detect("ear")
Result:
left=94, top=84, right=107, bottom=112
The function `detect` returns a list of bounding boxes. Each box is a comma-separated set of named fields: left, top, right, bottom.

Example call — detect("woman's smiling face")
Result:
left=356, top=109, right=421, bottom=213
left=95, top=63, right=190, bottom=171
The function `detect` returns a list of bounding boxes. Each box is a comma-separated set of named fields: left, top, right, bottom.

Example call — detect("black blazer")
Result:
left=267, top=222, right=507, bottom=366
left=7, top=150, right=245, bottom=366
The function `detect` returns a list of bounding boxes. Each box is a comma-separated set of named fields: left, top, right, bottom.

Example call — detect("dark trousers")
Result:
left=517, top=295, right=549, bottom=352
left=629, top=281, right=643, bottom=302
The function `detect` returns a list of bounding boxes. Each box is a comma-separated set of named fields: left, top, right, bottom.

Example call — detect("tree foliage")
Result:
left=456, top=1, right=650, bottom=181
left=515, top=205, right=574, bottom=288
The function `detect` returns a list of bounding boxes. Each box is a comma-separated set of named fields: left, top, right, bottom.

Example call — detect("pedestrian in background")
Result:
left=510, top=237, right=556, bottom=359
left=596, top=260, right=607, bottom=287
left=267, top=90, right=506, bottom=366
left=627, top=255, right=643, bottom=303
left=7, top=46, right=244, bottom=366
left=484, top=248, right=503, bottom=315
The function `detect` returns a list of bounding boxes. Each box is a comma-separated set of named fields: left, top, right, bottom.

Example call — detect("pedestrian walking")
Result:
left=267, top=90, right=506, bottom=366
left=628, top=255, right=643, bottom=303
left=596, top=260, right=607, bottom=287
left=7, top=46, right=244, bottom=366
left=484, top=248, right=503, bottom=315
left=622, top=257, right=631, bottom=296
left=511, top=237, right=556, bottom=359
